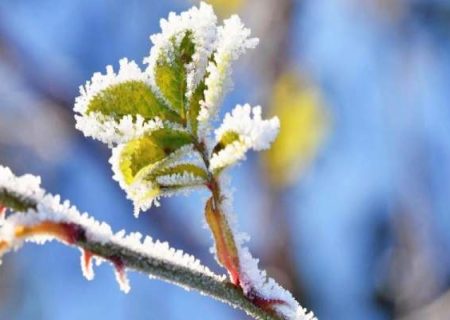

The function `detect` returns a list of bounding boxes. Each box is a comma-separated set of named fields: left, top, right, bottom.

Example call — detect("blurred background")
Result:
left=1, top=0, right=450, bottom=319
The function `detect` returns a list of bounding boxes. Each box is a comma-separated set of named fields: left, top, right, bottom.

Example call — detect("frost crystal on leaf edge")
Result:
left=210, top=104, right=279, bottom=171
left=197, top=15, right=259, bottom=137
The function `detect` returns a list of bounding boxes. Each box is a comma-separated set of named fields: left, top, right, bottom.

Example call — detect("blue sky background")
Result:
left=0, top=1, right=450, bottom=319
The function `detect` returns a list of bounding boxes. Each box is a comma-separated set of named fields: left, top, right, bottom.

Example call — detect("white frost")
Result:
left=74, top=58, right=148, bottom=115
left=0, top=166, right=43, bottom=210
left=0, top=166, right=223, bottom=293
left=76, top=113, right=164, bottom=146
left=80, top=248, right=95, bottom=281
left=74, top=58, right=159, bottom=146
left=197, top=15, right=259, bottom=136
left=218, top=179, right=317, bottom=320
left=156, top=172, right=205, bottom=187
left=144, top=2, right=218, bottom=103
left=210, top=104, right=279, bottom=171
left=110, top=143, right=205, bottom=218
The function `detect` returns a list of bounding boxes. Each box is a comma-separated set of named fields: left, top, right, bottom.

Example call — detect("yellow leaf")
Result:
left=198, top=0, right=244, bottom=17
left=265, top=73, right=329, bottom=188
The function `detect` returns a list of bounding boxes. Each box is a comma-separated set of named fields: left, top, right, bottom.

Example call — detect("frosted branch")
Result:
left=0, top=165, right=286, bottom=320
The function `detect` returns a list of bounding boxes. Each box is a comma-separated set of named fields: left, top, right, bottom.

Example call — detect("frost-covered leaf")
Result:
left=154, top=32, right=195, bottom=118
left=212, top=131, right=240, bottom=154
left=145, top=2, right=218, bottom=122
left=74, top=58, right=180, bottom=145
left=86, top=80, right=180, bottom=123
left=115, top=128, right=194, bottom=185
left=110, top=129, right=209, bottom=216
left=197, top=15, right=259, bottom=136
left=153, top=163, right=208, bottom=182
left=187, top=80, right=207, bottom=136
left=210, top=104, right=279, bottom=173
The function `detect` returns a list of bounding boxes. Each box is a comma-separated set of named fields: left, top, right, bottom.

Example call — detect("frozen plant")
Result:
left=0, top=3, right=316, bottom=320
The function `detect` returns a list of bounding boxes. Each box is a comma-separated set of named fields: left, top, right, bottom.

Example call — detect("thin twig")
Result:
left=76, top=237, right=282, bottom=320
left=0, top=187, right=282, bottom=320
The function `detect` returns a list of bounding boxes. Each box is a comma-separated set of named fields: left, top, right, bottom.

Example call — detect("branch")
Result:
left=0, top=167, right=282, bottom=320
left=76, top=236, right=282, bottom=320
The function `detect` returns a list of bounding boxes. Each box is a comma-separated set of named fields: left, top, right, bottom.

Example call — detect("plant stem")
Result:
left=74, top=237, right=282, bottom=320
left=193, top=139, right=242, bottom=284
left=0, top=183, right=283, bottom=319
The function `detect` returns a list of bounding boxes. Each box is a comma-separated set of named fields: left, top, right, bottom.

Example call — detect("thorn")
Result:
left=81, top=249, right=95, bottom=281
left=111, top=256, right=130, bottom=294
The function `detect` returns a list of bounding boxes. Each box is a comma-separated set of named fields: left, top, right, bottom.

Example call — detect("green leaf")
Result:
left=187, top=80, right=206, bottom=136
left=155, top=31, right=195, bottom=120
left=87, top=80, right=182, bottom=123
left=118, top=128, right=193, bottom=185
left=212, top=131, right=241, bottom=155
left=153, top=163, right=208, bottom=182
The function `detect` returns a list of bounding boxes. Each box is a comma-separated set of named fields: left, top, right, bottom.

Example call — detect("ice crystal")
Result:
left=145, top=2, right=218, bottom=101
left=73, top=2, right=262, bottom=215
left=218, top=179, right=316, bottom=320
left=210, top=104, right=279, bottom=171
left=0, top=166, right=222, bottom=293
left=109, top=143, right=206, bottom=217
left=0, top=166, right=43, bottom=205
left=197, top=16, right=259, bottom=135
left=74, top=58, right=162, bottom=145
left=67, top=3, right=315, bottom=318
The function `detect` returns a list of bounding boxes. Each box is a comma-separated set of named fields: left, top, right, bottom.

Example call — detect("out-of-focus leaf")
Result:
left=200, top=0, right=245, bottom=17
left=155, top=32, right=196, bottom=120
left=86, top=80, right=181, bottom=123
left=265, top=72, right=329, bottom=188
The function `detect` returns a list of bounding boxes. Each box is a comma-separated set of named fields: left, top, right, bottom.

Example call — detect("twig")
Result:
left=77, top=237, right=282, bottom=320
left=0, top=183, right=282, bottom=320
